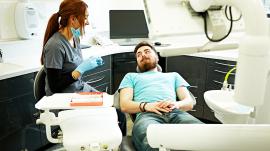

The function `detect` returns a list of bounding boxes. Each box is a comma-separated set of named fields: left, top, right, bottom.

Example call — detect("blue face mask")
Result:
left=71, top=27, right=81, bottom=38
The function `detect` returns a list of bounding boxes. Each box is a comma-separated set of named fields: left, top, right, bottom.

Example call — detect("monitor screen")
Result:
left=109, top=10, right=149, bottom=39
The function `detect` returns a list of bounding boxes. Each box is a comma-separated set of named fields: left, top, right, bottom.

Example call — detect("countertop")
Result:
left=0, top=34, right=240, bottom=80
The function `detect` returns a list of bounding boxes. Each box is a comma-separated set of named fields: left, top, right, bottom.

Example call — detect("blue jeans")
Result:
left=132, top=109, right=203, bottom=151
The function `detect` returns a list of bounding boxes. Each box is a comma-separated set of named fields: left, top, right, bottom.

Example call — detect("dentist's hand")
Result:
left=72, top=56, right=104, bottom=79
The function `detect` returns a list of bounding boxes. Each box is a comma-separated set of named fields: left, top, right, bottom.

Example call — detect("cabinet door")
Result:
left=112, top=53, right=137, bottom=92
left=0, top=73, right=34, bottom=100
left=206, top=59, right=236, bottom=90
left=85, top=55, right=111, bottom=73
left=82, top=56, right=112, bottom=94
left=0, top=73, right=45, bottom=151
left=166, top=56, right=207, bottom=119
left=83, top=69, right=111, bottom=93
left=113, top=59, right=137, bottom=92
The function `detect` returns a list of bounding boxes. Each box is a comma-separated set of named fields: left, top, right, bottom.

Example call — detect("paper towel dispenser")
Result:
left=15, top=0, right=40, bottom=39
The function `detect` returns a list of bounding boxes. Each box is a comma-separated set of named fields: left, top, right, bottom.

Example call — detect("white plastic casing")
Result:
left=14, top=1, right=40, bottom=39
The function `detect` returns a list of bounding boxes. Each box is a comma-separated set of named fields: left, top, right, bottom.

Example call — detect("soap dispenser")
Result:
left=14, top=0, right=40, bottom=39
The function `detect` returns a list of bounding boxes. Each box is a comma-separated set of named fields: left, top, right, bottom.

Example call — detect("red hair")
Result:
left=41, top=0, right=88, bottom=65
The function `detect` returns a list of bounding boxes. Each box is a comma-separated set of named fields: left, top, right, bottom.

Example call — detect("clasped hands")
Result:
left=144, top=100, right=180, bottom=115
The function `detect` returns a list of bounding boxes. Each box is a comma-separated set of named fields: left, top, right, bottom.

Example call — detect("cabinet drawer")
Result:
left=82, top=69, right=111, bottom=88
left=208, top=59, right=236, bottom=69
left=167, top=56, right=207, bottom=106
left=113, top=52, right=136, bottom=60
left=167, top=56, right=207, bottom=79
left=84, top=56, right=111, bottom=74
left=0, top=73, right=35, bottom=101
left=94, top=83, right=111, bottom=93
left=189, top=85, right=204, bottom=106
left=208, top=67, right=235, bottom=84
left=206, top=65, right=236, bottom=90
left=113, top=60, right=137, bottom=73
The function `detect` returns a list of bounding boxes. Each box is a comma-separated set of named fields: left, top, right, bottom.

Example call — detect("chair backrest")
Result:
left=114, top=65, right=163, bottom=122
left=114, top=64, right=197, bottom=122
left=33, top=66, right=46, bottom=101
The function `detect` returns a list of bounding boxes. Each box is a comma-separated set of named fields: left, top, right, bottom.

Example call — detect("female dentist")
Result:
left=40, top=0, right=126, bottom=136
left=41, top=0, right=102, bottom=95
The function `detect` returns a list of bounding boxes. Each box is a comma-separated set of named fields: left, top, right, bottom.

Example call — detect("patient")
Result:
left=119, top=41, right=203, bottom=151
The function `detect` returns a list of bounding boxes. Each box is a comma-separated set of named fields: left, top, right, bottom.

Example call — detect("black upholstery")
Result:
left=113, top=91, right=137, bottom=150
left=120, top=136, right=136, bottom=151
left=34, top=67, right=46, bottom=101
left=118, top=65, right=163, bottom=151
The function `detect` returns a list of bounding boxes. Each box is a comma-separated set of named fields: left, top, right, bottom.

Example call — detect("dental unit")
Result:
left=147, top=0, right=270, bottom=150
left=34, top=0, right=270, bottom=150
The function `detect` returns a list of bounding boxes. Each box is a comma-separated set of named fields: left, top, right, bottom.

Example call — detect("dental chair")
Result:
left=113, top=91, right=137, bottom=151
left=117, top=64, right=164, bottom=151
left=117, top=64, right=198, bottom=151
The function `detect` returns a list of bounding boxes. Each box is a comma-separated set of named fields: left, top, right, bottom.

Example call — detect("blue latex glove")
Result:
left=75, top=56, right=104, bottom=75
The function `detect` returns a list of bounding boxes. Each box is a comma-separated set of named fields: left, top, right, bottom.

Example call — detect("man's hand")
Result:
left=144, top=102, right=172, bottom=115
left=157, top=100, right=192, bottom=111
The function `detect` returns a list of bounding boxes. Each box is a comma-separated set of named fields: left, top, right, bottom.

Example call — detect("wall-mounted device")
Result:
left=14, top=0, right=40, bottom=39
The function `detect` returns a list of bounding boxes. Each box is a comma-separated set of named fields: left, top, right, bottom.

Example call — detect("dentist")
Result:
left=40, top=0, right=127, bottom=136
left=41, top=0, right=102, bottom=95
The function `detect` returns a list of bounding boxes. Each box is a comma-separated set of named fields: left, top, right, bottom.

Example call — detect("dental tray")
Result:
left=70, top=92, right=103, bottom=106
left=35, top=92, right=113, bottom=110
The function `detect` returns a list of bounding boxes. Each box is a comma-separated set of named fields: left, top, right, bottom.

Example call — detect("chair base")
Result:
left=120, top=136, right=136, bottom=151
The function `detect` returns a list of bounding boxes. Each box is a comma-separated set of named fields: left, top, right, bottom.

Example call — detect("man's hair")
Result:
left=134, top=41, right=157, bottom=56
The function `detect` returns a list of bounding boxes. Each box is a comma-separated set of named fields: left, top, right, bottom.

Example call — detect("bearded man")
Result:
left=118, top=41, right=203, bottom=151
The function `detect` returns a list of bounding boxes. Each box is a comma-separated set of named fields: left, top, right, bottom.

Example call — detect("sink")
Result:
left=204, top=90, right=253, bottom=123
left=0, top=63, right=23, bottom=74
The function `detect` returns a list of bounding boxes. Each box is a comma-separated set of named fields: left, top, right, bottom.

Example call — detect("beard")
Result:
left=138, top=58, right=158, bottom=72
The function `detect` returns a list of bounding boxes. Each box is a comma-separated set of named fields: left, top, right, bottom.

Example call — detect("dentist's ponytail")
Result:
left=41, top=0, right=88, bottom=65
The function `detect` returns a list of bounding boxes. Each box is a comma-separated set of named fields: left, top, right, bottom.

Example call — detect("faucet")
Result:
left=0, top=49, right=3, bottom=63
left=222, top=67, right=236, bottom=91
